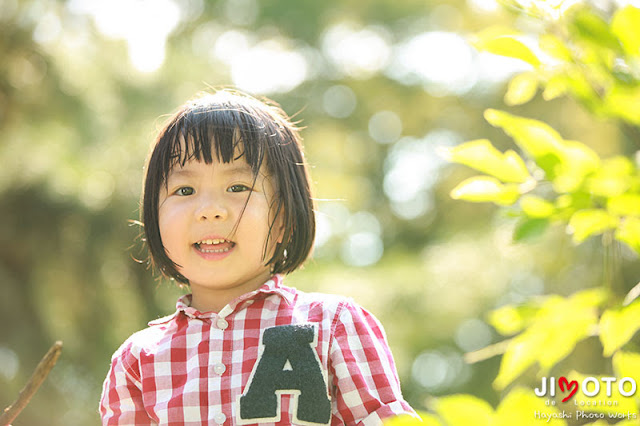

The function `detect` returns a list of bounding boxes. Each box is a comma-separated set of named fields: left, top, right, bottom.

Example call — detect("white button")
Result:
left=216, top=318, right=229, bottom=330
left=214, top=412, right=226, bottom=424
left=213, top=363, right=226, bottom=375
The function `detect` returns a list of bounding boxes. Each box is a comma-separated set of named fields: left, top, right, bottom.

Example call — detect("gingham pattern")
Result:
left=100, top=275, right=416, bottom=425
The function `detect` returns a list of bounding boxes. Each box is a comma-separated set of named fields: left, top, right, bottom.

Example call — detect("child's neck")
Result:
left=187, top=272, right=274, bottom=313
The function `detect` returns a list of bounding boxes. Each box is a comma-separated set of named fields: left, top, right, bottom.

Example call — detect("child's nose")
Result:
left=195, top=196, right=228, bottom=221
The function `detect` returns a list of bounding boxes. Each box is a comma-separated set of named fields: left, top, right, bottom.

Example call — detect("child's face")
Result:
left=158, top=150, right=281, bottom=307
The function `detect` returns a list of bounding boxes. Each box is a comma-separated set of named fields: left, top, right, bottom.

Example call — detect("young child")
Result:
left=100, top=90, right=417, bottom=425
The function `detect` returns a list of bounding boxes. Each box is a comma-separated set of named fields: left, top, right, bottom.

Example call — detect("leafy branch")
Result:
left=387, top=2, right=640, bottom=425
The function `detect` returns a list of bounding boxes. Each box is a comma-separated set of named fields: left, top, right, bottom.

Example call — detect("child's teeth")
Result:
left=195, top=239, right=233, bottom=253
left=200, top=239, right=226, bottom=245
left=199, top=247, right=231, bottom=253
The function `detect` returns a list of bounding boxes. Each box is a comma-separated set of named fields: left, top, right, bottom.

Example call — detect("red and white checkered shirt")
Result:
left=100, top=275, right=416, bottom=425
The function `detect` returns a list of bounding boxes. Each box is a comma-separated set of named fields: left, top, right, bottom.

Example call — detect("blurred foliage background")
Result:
left=1, top=0, right=639, bottom=425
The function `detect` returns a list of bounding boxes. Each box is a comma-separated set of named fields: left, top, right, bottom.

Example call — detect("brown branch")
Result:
left=0, top=341, right=63, bottom=426
left=464, top=338, right=512, bottom=364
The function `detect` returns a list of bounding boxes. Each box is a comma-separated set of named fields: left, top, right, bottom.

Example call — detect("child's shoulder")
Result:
left=110, top=313, right=177, bottom=359
left=289, top=286, right=379, bottom=321
left=290, top=285, right=355, bottom=310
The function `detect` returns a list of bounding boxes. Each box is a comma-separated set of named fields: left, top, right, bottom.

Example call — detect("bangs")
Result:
left=159, top=99, right=277, bottom=183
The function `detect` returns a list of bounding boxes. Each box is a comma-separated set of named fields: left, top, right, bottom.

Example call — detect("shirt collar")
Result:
left=149, top=274, right=294, bottom=324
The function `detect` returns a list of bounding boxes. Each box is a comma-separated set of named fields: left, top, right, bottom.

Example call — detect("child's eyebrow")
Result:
left=221, top=164, right=254, bottom=176
left=168, top=169, right=196, bottom=178
left=169, top=164, right=255, bottom=177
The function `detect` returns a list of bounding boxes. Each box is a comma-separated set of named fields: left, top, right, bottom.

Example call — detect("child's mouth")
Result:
left=194, top=239, right=235, bottom=253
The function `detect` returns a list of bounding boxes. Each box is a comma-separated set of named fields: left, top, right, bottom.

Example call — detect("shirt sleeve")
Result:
left=328, top=300, right=419, bottom=425
left=99, top=341, right=156, bottom=426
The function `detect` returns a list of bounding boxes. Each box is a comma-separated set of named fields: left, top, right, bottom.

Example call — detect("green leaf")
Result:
left=513, top=218, right=549, bottom=242
left=552, top=140, right=601, bottom=193
left=613, top=351, right=640, bottom=381
left=611, top=5, right=640, bottom=57
left=600, top=301, right=640, bottom=356
left=483, top=109, right=563, bottom=157
left=440, top=139, right=531, bottom=183
left=521, top=195, right=555, bottom=218
left=608, top=194, right=640, bottom=217
left=539, top=34, right=573, bottom=61
left=484, top=109, right=565, bottom=179
left=568, top=209, right=617, bottom=243
left=385, top=412, right=441, bottom=426
left=450, top=176, right=521, bottom=206
left=433, top=394, right=493, bottom=426
left=488, top=306, right=526, bottom=336
left=570, top=8, right=621, bottom=52
left=586, top=156, right=634, bottom=197
left=565, top=69, right=601, bottom=106
left=493, top=387, right=568, bottom=426
left=604, top=85, right=640, bottom=125
left=555, top=192, right=592, bottom=212
left=504, top=72, right=538, bottom=106
left=542, top=74, right=569, bottom=101
left=616, top=217, right=640, bottom=254
left=493, top=289, right=605, bottom=390
left=473, top=35, right=541, bottom=67
left=612, top=352, right=640, bottom=417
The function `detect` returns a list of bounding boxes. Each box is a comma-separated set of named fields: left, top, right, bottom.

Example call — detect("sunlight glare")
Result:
left=214, top=30, right=251, bottom=64
left=230, top=40, right=308, bottom=94
left=388, top=31, right=476, bottom=97
left=615, top=0, right=640, bottom=6
left=341, top=232, right=384, bottom=267
left=314, top=202, right=351, bottom=250
left=384, top=131, right=458, bottom=203
left=467, top=0, right=501, bottom=13
left=67, top=0, right=181, bottom=73
left=322, top=23, right=392, bottom=78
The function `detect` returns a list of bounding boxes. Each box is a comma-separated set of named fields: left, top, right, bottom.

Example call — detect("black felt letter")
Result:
left=239, top=324, right=331, bottom=424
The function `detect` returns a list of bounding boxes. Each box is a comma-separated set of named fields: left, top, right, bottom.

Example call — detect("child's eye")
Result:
left=175, top=187, right=194, bottom=196
left=228, top=184, right=251, bottom=193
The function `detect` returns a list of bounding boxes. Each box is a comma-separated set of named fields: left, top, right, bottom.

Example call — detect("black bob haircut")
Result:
left=142, top=90, right=315, bottom=284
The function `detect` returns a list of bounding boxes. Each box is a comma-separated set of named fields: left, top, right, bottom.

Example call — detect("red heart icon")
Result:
left=559, top=376, right=578, bottom=402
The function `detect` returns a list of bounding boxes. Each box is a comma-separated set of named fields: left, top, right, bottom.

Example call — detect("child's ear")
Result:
left=275, top=214, right=285, bottom=244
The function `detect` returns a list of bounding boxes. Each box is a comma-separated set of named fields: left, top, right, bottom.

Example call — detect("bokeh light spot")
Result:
left=322, top=23, right=391, bottom=78
left=231, top=40, right=308, bottom=94
left=341, top=232, right=384, bottom=267
left=454, top=318, right=493, bottom=352
left=369, top=110, right=402, bottom=144
left=323, top=85, right=357, bottom=118
left=223, top=0, right=258, bottom=26
left=0, top=347, right=19, bottom=381
left=388, top=31, right=476, bottom=96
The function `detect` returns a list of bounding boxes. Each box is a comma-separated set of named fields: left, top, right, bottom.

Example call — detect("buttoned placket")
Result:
left=208, top=304, right=235, bottom=425
left=171, top=282, right=284, bottom=425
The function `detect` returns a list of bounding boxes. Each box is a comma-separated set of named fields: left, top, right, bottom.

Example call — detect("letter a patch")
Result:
left=238, top=324, right=331, bottom=424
